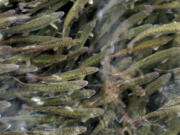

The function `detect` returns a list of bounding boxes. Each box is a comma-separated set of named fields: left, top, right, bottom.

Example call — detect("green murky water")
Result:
left=0, top=0, right=180, bottom=135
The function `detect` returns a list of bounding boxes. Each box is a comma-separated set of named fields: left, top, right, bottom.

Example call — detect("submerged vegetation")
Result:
left=0, top=0, right=180, bottom=135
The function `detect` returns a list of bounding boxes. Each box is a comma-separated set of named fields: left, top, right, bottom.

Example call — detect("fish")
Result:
left=2, top=12, right=64, bottom=34
left=14, top=78, right=88, bottom=93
